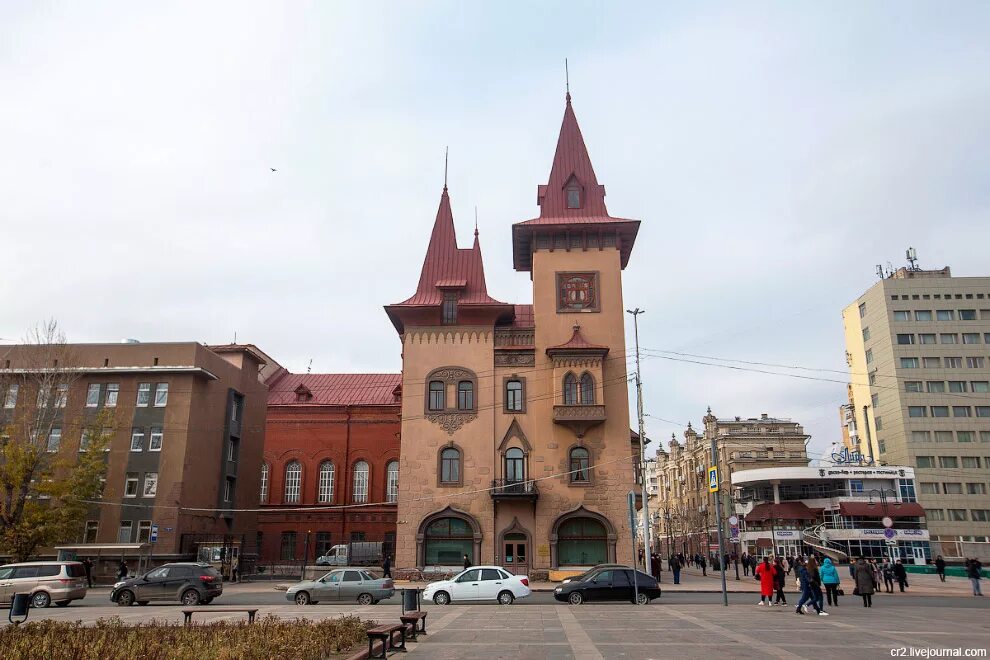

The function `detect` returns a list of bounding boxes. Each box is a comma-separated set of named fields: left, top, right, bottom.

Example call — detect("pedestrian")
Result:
left=82, top=558, right=94, bottom=588
left=117, top=560, right=128, bottom=581
left=820, top=557, right=840, bottom=607
left=755, top=556, right=776, bottom=606
left=651, top=553, right=662, bottom=579
left=671, top=554, right=682, bottom=584
left=699, top=554, right=707, bottom=577
left=751, top=555, right=759, bottom=575
left=893, top=559, right=908, bottom=592
left=853, top=557, right=875, bottom=607
left=934, top=555, right=946, bottom=583
left=869, top=559, right=881, bottom=592
left=232, top=556, right=239, bottom=583
left=882, top=560, right=895, bottom=593
left=383, top=554, right=392, bottom=578
left=463, top=554, right=472, bottom=570
left=795, top=559, right=826, bottom=615
left=966, top=558, right=983, bottom=597
left=742, top=553, right=750, bottom=576
left=772, top=557, right=787, bottom=605
left=807, top=556, right=826, bottom=613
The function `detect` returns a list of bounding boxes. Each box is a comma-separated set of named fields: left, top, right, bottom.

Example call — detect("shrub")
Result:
left=0, top=615, right=369, bottom=660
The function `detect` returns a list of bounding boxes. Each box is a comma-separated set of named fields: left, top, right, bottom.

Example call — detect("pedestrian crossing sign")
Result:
left=708, top=466, right=719, bottom=493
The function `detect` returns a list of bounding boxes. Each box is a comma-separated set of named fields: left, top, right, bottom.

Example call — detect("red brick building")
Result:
left=256, top=369, right=401, bottom=565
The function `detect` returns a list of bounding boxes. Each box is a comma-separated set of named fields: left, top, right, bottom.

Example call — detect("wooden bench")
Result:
left=182, top=608, right=258, bottom=625
left=366, top=623, right=406, bottom=658
left=399, top=611, right=428, bottom=640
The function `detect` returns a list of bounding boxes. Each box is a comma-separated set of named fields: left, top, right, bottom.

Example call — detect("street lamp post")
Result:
left=626, top=308, right=651, bottom=577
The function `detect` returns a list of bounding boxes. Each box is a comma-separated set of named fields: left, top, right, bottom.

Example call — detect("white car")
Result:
left=423, top=566, right=530, bottom=605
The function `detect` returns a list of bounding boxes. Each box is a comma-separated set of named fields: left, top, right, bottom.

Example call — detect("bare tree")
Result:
left=0, top=321, right=112, bottom=560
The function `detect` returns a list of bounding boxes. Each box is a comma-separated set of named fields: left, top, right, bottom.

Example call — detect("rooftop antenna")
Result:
left=443, top=146, right=448, bottom=191
left=232, top=330, right=237, bottom=344
left=565, top=58, right=571, bottom=102
left=306, top=358, right=312, bottom=374
left=906, top=246, right=919, bottom=270
left=876, top=264, right=885, bottom=280
left=886, top=262, right=894, bottom=278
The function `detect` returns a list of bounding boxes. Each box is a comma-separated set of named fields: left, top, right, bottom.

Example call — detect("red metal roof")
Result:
left=267, top=373, right=401, bottom=407
left=745, top=502, right=822, bottom=522
left=838, top=501, right=926, bottom=519
left=546, top=325, right=609, bottom=356
left=512, top=94, right=641, bottom=271
left=508, top=304, right=535, bottom=328
left=391, top=187, right=505, bottom=308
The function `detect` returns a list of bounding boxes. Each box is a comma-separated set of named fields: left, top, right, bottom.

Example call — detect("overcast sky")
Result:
left=3, top=1, right=989, bottom=461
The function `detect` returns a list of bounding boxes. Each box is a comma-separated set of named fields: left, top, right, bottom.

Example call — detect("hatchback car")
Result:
left=111, top=562, right=222, bottom=606
left=0, top=561, right=88, bottom=608
left=560, top=563, right=628, bottom=584
left=554, top=566, right=660, bottom=605
left=286, top=568, right=394, bottom=605
left=423, top=566, right=530, bottom=605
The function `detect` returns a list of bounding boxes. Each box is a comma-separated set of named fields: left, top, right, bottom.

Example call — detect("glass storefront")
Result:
left=557, top=518, right=607, bottom=566
left=424, top=518, right=474, bottom=565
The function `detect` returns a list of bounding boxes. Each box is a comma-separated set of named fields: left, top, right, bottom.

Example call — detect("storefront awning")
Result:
left=838, top=501, right=926, bottom=518
left=745, top=502, right=821, bottom=522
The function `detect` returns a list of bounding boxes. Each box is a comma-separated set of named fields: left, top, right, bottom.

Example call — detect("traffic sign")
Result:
left=881, top=516, right=893, bottom=529
left=708, top=466, right=719, bottom=493
left=883, top=528, right=897, bottom=540
left=728, top=515, right=739, bottom=526
left=150, top=524, right=159, bottom=543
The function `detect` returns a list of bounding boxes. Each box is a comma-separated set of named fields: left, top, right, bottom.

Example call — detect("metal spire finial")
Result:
left=565, top=58, right=571, bottom=103
left=443, top=146, right=448, bottom=191
left=474, top=206, right=478, bottom=237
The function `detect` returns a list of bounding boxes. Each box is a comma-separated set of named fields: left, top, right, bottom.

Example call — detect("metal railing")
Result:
left=490, top=479, right=539, bottom=497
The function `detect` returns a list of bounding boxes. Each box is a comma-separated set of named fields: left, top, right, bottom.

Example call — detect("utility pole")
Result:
left=627, top=308, right=652, bottom=576
left=711, top=434, right=728, bottom=606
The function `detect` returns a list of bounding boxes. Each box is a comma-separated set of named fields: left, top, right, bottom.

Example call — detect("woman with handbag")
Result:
left=854, top=557, right=876, bottom=607
left=820, top=557, right=841, bottom=606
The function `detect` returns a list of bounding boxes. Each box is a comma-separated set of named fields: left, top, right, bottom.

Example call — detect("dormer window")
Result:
left=442, top=292, right=458, bottom=325
left=566, top=183, right=581, bottom=209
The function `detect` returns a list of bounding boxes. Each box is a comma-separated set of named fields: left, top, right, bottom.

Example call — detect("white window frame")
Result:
left=124, top=474, right=139, bottom=498
left=154, top=383, right=168, bottom=407
left=386, top=461, right=399, bottom=504
left=130, top=428, right=144, bottom=452
left=3, top=384, right=17, bottom=409
left=79, top=429, right=92, bottom=452
left=284, top=461, right=301, bottom=503
left=105, top=383, right=119, bottom=407
left=46, top=427, right=62, bottom=452
left=224, top=478, right=234, bottom=502
left=118, top=521, right=133, bottom=543
left=259, top=464, right=269, bottom=503
left=352, top=460, right=369, bottom=503
left=317, top=461, right=334, bottom=504
left=85, top=383, right=100, bottom=407
left=136, top=383, right=151, bottom=407
left=137, top=520, right=152, bottom=543
left=143, top=473, right=158, bottom=497
left=149, top=427, right=163, bottom=451
left=54, top=383, right=68, bottom=408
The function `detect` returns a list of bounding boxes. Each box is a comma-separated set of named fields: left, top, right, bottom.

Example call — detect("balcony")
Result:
left=490, top=479, right=539, bottom=501
left=552, top=404, right=606, bottom=436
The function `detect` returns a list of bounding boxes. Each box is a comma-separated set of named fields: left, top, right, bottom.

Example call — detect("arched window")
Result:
left=440, top=447, right=461, bottom=484
left=505, top=380, right=523, bottom=412
left=580, top=373, right=595, bottom=404
left=457, top=381, right=474, bottom=410
left=428, top=381, right=445, bottom=411
left=352, top=460, right=369, bottom=503
left=424, top=517, right=474, bottom=565
left=317, top=461, right=334, bottom=503
left=284, top=461, right=301, bottom=503
left=566, top=182, right=581, bottom=209
left=386, top=461, right=399, bottom=503
left=259, top=463, right=269, bottom=503
left=505, top=447, right=525, bottom=483
left=557, top=517, right=607, bottom=566
left=563, top=373, right=578, bottom=405
left=569, top=447, right=590, bottom=482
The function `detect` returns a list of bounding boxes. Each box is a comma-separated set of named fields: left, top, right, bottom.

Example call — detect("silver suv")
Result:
left=0, top=561, right=89, bottom=608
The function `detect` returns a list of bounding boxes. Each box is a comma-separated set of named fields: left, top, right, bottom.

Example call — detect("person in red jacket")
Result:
left=755, top=555, right=777, bottom=606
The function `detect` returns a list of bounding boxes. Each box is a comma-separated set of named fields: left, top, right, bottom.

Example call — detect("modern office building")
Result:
left=842, top=261, right=990, bottom=559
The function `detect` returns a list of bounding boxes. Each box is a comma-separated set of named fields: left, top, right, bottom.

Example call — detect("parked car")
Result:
left=110, top=562, right=222, bottom=606
left=560, top=563, right=627, bottom=584
left=0, top=561, right=88, bottom=608
left=286, top=568, right=394, bottom=605
left=554, top=566, right=660, bottom=605
left=423, top=566, right=530, bottom=605
left=315, top=542, right=383, bottom=567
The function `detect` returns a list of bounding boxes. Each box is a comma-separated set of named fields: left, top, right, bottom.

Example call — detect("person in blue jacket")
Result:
left=820, top=557, right=841, bottom=606
left=795, top=558, right=827, bottom=616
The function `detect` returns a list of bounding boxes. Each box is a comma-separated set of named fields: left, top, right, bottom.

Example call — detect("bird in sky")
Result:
left=270, top=168, right=277, bottom=172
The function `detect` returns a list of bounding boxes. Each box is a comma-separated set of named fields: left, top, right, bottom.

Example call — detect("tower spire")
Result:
left=565, top=58, right=571, bottom=104
left=443, top=146, right=448, bottom=191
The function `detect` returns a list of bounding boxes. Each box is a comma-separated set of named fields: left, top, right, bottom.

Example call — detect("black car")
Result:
left=111, top=562, right=223, bottom=606
left=553, top=566, right=660, bottom=605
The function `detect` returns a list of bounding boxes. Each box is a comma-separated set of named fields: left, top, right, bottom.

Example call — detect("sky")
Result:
left=2, top=1, right=989, bottom=462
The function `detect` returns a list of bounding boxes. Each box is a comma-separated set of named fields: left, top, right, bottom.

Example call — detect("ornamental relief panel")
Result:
left=427, top=412, right=478, bottom=435
left=494, top=352, right=536, bottom=367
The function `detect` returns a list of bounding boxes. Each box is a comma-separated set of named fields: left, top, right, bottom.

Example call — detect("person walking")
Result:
left=820, top=557, right=841, bottom=607
left=462, top=554, right=471, bottom=570
left=854, top=557, right=875, bottom=607
left=82, top=558, right=94, bottom=588
left=742, top=553, right=750, bottom=576
left=795, top=559, right=826, bottom=615
left=671, top=554, right=682, bottom=585
left=934, top=555, right=946, bottom=583
left=383, top=554, right=392, bottom=579
left=893, top=559, right=908, bottom=592
left=966, top=558, right=983, bottom=597
left=755, top=556, right=777, bottom=606
left=882, top=560, right=895, bottom=593
left=117, top=560, right=128, bottom=581
left=807, top=557, right=826, bottom=614
left=651, top=553, right=662, bottom=579
left=772, top=557, right=788, bottom=606
left=699, top=554, right=707, bottom=577
left=231, top=556, right=239, bottom=583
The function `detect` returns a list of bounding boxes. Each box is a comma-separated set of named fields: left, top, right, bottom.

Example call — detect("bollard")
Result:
left=9, top=593, right=30, bottom=625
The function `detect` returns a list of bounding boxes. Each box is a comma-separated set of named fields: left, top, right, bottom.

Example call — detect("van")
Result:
left=0, top=561, right=89, bottom=608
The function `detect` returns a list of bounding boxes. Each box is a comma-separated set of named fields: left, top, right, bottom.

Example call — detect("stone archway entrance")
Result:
left=497, top=518, right=532, bottom=576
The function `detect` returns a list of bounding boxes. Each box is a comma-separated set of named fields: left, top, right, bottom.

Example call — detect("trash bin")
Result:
left=9, top=593, right=30, bottom=624
left=401, top=588, right=421, bottom=613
